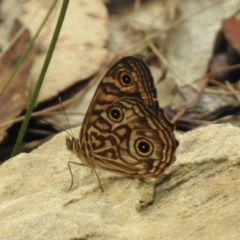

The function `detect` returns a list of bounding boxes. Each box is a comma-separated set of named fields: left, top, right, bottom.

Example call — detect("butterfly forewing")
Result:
left=80, top=56, right=163, bottom=141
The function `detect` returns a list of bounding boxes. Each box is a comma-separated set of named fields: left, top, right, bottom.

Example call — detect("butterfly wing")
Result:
left=84, top=97, right=177, bottom=178
left=80, top=56, right=176, bottom=146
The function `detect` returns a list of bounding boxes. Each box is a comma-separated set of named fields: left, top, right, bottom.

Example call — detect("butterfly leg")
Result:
left=67, top=161, right=84, bottom=191
left=92, top=168, right=104, bottom=192
left=67, top=161, right=104, bottom=192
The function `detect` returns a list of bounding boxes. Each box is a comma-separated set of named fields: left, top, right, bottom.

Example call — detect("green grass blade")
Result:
left=11, top=0, right=69, bottom=157
left=0, top=0, right=57, bottom=98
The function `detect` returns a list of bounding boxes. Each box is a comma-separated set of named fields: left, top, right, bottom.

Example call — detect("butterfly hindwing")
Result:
left=87, top=97, right=176, bottom=177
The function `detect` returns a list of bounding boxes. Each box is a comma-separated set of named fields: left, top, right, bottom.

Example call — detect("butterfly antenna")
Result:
left=59, top=97, right=74, bottom=137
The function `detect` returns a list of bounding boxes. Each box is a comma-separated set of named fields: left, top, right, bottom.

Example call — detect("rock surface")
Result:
left=1, top=124, right=240, bottom=239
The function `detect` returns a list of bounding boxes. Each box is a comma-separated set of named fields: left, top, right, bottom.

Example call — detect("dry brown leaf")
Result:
left=127, top=0, right=179, bottom=30
left=165, top=0, right=240, bottom=90
left=20, top=0, right=108, bottom=103
left=147, top=0, right=240, bottom=129
left=0, top=29, right=34, bottom=143
left=207, top=18, right=240, bottom=84
left=0, top=0, right=23, bottom=50
left=108, top=0, right=178, bottom=55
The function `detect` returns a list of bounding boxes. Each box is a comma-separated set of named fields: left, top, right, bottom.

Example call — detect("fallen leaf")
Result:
left=0, top=29, right=34, bottom=143
left=20, top=0, right=108, bottom=103
left=207, top=18, right=240, bottom=84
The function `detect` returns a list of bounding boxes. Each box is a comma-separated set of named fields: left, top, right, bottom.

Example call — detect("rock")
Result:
left=0, top=124, right=240, bottom=239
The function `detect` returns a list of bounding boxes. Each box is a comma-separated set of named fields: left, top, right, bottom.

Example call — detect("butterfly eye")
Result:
left=108, top=107, right=124, bottom=123
left=120, top=73, right=133, bottom=86
left=135, top=138, right=153, bottom=157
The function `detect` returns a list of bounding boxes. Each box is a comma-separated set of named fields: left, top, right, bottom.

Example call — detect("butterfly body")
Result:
left=66, top=56, right=178, bottom=188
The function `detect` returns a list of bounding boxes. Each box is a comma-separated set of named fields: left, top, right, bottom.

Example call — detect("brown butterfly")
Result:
left=66, top=56, right=179, bottom=191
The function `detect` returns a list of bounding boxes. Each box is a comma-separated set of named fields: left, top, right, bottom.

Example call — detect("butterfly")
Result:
left=66, top=56, right=179, bottom=191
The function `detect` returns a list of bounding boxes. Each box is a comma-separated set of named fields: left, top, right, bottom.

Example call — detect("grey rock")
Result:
left=0, top=124, right=240, bottom=240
